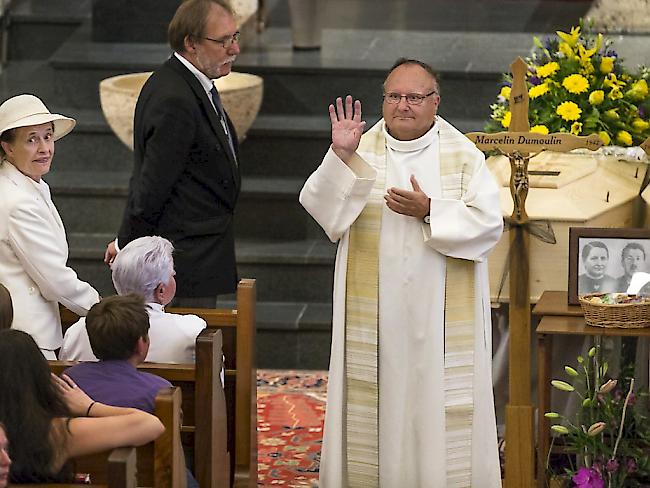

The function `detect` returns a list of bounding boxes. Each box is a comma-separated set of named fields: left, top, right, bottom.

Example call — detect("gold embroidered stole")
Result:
left=345, top=137, right=386, bottom=487
left=345, top=120, right=477, bottom=486
left=439, top=129, right=477, bottom=487
left=443, top=260, right=475, bottom=486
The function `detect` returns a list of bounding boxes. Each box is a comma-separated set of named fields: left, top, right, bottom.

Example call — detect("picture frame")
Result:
left=568, top=227, right=650, bottom=305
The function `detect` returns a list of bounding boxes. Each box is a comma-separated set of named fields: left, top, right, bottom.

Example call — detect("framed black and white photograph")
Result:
left=568, top=227, right=650, bottom=305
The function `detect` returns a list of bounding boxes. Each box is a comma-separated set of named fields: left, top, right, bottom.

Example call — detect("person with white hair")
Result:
left=0, top=94, right=99, bottom=358
left=60, top=236, right=206, bottom=363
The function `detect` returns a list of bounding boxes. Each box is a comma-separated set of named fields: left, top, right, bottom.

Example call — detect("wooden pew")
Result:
left=10, top=446, right=137, bottom=488
left=167, top=278, right=257, bottom=488
left=27, top=386, right=182, bottom=488
left=74, top=386, right=183, bottom=488
left=135, top=328, right=230, bottom=488
left=52, top=329, right=230, bottom=488
left=103, top=447, right=137, bottom=488
left=60, top=278, right=257, bottom=488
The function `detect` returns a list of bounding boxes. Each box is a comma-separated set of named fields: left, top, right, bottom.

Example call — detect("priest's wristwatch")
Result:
left=423, top=198, right=431, bottom=224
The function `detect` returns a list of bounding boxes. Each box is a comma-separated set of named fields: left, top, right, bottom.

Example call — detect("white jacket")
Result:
left=0, top=161, right=99, bottom=349
left=61, top=303, right=207, bottom=363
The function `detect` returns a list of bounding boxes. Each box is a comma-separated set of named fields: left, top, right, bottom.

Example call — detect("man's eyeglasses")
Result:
left=203, top=31, right=241, bottom=49
left=383, top=91, right=437, bottom=105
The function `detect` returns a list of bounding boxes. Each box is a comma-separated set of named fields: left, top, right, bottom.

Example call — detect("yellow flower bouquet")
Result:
left=486, top=23, right=650, bottom=147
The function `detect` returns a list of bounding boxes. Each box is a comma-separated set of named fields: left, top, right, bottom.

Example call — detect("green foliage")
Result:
left=547, top=344, right=650, bottom=487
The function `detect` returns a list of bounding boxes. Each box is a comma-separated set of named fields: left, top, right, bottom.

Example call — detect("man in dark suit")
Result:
left=105, top=0, right=241, bottom=307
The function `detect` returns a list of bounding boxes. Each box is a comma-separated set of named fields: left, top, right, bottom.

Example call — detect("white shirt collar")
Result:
left=173, top=52, right=214, bottom=97
left=147, top=302, right=165, bottom=313
left=382, top=119, right=439, bottom=153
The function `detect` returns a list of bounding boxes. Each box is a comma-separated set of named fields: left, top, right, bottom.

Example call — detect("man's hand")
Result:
left=330, top=95, right=366, bottom=164
left=104, top=239, right=118, bottom=266
left=384, top=175, right=430, bottom=219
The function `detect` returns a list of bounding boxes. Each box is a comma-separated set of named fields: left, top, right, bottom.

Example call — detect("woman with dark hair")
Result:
left=0, top=284, right=11, bottom=330
left=578, top=241, right=617, bottom=294
left=0, top=329, right=164, bottom=483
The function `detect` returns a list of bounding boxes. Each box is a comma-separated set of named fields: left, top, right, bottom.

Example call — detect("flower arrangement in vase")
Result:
left=546, top=345, right=650, bottom=487
left=486, top=22, right=650, bottom=148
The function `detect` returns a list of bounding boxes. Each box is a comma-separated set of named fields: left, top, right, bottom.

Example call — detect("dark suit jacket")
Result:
left=118, top=55, right=241, bottom=296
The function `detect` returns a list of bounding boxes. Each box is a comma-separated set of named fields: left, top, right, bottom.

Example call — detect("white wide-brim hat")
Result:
left=0, top=94, right=76, bottom=154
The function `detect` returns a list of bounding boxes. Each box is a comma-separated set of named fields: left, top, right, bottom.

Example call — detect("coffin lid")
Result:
left=486, top=151, right=644, bottom=222
left=639, top=180, right=650, bottom=203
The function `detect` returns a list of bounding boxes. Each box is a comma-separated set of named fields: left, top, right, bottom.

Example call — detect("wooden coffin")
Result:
left=486, top=150, right=645, bottom=302
left=639, top=182, right=650, bottom=227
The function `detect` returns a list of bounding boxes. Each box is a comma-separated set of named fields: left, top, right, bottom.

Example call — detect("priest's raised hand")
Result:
left=329, top=95, right=366, bottom=164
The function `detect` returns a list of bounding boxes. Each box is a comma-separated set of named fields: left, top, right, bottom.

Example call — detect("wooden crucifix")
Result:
left=641, top=136, right=650, bottom=156
left=640, top=137, right=650, bottom=193
left=466, top=57, right=602, bottom=488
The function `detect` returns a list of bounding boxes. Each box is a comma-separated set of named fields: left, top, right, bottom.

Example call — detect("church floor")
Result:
left=257, top=370, right=327, bottom=486
left=256, top=370, right=508, bottom=486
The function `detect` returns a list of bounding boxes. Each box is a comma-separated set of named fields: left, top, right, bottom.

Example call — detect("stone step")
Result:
left=52, top=110, right=336, bottom=177
left=47, top=26, right=650, bottom=118
left=236, top=177, right=325, bottom=241
left=48, top=48, right=500, bottom=120
left=49, top=106, right=488, bottom=177
left=49, top=23, right=170, bottom=109
left=7, top=0, right=90, bottom=61
left=91, top=0, right=175, bottom=44
left=52, top=107, right=134, bottom=173
left=68, top=230, right=334, bottom=369
left=69, top=233, right=333, bottom=369
left=236, top=238, right=335, bottom=302
left=252, top=301, right=331, bottom=369
left=264, top=0, right=592, bottom=34
left=47, top=109, right=337, bottom=176
left=47, top=169, right=324, bottom=241
left=0, top=60, right=60, bottom=102
left=68, top=232, right=336, bottom=311
left=239, top=114, right=332, bottom=179
left=240, top=114, right=495, bottom=176
left=41, top=109, right=333, bottom=175
left=45, top=27, right=520, bottom=113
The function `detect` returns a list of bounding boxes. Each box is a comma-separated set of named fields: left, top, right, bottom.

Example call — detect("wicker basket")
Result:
left=579, top=293, right=650, bottom=328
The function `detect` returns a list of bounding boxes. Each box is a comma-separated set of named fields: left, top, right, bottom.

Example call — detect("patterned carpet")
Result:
left=255, top=370, right=507, bottom=484
left=257, top=370, right=328, bottom=487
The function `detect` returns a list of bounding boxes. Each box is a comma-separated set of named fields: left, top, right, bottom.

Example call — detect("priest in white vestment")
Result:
left=299, top=59, right=504, bottom=487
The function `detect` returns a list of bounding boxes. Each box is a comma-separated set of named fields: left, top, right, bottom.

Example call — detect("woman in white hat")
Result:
left=0, top=94, right=99, bottom=358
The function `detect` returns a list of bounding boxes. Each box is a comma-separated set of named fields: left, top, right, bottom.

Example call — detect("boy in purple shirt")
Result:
left=65, top=294, right=171, bottom=413
left=66, top=294, right=200, bottom=488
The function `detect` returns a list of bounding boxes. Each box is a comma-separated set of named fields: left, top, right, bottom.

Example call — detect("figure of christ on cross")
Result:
left=642, top=136, right=650, bottom=156
left=466, top=57, right=602, bottom=488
